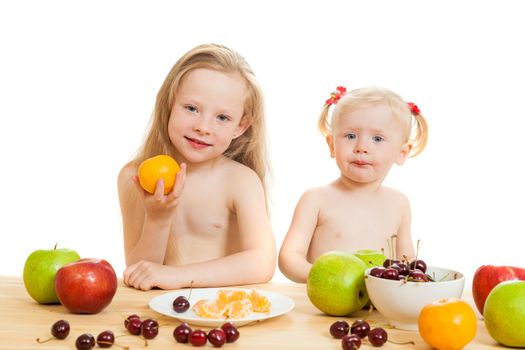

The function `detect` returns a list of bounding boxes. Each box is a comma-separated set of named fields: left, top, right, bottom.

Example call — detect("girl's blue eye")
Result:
left=345, top=133, right=356, bottom=140
left=373, top=135, right=385, bottom=143
left=217, top=114, right=230, bottom=122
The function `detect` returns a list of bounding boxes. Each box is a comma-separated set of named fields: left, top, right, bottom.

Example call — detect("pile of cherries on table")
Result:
left=370, top=258, right=431, bottom=282
left=330, top=319, right=387, bottom=349
left=38, top=315, right=240, bottom=349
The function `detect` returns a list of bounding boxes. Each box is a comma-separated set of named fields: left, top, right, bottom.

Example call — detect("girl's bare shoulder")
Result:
left=221, top=158, right=262, bottom=186
left=117, top=162, right=138, bottom=194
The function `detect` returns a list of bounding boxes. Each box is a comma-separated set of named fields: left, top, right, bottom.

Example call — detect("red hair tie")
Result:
left=325, top=86, right=347, bottom=106
left=407, top=102, right=421, bottom=115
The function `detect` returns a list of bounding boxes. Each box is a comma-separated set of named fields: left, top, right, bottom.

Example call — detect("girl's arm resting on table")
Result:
left=124, top=249, right=275, bottom=290
left=278, top=190, right=320, bottom=283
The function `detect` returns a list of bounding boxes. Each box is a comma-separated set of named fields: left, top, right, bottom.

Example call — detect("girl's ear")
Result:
left=232, top=116, right=251, bottom=139
left=396, top=142, right=412, bottom=165
left=326, top=135, right=336, bottom=158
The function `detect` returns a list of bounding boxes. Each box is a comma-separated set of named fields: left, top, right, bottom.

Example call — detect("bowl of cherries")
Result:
left=364, top=256, right=464, bottom=331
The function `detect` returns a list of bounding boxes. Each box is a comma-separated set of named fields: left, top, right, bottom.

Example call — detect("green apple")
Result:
left=23, top=245, right=80, bottom=304
left=484, top=280, right=525, bottom=347
left=307, top=251, right=369, bottom=316
left=354, top=249, right=387, bottom=268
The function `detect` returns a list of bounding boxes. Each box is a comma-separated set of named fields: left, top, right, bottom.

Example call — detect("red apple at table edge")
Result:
left=55, top=258, right=117, bottom=314
left=472, top=265, right=525, bottom=315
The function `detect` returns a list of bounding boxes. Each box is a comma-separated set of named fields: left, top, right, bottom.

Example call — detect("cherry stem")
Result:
left=386, top=238, right=392, bottom=266
left=188, top=280, right=194, bottom=300
left=390, top=234, right=397, bottom=260
left=36, top=337, right=53, bottom=344
left=388, top=339, right=416, bottom=346
left=98, top=341, right=129, bottom=350
left=115, top=334, right=148, bottom=346
left=438, top=272, right=449, bottom=282
left=414, top=239, right=420, bottom=263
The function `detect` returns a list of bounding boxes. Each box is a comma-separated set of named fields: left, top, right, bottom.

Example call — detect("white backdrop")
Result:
left=1, top=1, right=524, bottom=285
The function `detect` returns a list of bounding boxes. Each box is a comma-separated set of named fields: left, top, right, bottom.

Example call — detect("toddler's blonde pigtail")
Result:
left=318, top=104, right=332, bottom=138
left=409, top=111, right=428, bottom=157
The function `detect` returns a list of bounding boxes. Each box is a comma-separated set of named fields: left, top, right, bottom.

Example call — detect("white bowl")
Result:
left=365, top=266, right=465, bottom=331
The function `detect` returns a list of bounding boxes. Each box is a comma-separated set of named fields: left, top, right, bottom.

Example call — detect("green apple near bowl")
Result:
left=23, top=245, right=80, bottom=304
left=307, top=251, right=369, bottom=316
left=484, top=280, right=525, bottom=347
left=354, top=249, right=387, bottom=268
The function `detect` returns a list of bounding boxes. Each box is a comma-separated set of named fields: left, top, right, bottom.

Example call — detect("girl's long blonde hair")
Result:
left=132, top=44, right=269, bottom=188
left=318, top=86, right=428, bottom=157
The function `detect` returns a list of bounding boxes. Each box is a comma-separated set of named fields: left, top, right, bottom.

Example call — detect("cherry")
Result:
left=380, top=268, right=399, bottom=280
left=382, top=259, right=400, bottom=268
left=75, top=333, right=96, bottom=350
left=173, top=296, right=190, bottom=313
left=408, top=269, right=429, bottom=282
left=396, top=263, right=410, bottom=276
left=410, top=259, right=427, bottom=273
left=173, top=323, right=192, bottom=343
left=96, top=331, right=115, bottom=348
left=368, top=328, right=388, bottom=347
left=124, top=314, right=140, bottom=329
left=51, top=320, right=70, bottom=340
left=141, top=318, right=159, bottom=339
left=173, top=280, right=194, bottom=313
left=126, top=318, right=142, bottom=335
left=221, top=322, right=240, bottom=343
left=341, top=334, right=362, bottom=350
left=329, top=320, right=350, bottom=339
left=208, top=328, right=227, bottom=347
left=37, top=319, right=71, bottom=343
left=369, top=267, right=385, bottom=278
left=189, top=329, right=207, bottom=346
left=350, top=319, right=370, bottom=338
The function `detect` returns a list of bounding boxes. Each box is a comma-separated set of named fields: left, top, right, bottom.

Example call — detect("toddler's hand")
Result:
left=133, top=163, right=186, bottom=221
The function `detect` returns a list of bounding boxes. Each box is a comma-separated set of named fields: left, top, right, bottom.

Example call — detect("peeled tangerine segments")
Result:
left=192, top=289, right=271, bottom=319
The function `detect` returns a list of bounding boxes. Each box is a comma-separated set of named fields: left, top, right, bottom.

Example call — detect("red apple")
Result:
left=55, top=258, right=117, bottom=314
left=472, top=265, right=525, bottom=315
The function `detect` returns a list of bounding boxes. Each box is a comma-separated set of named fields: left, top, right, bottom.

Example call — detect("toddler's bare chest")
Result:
left=319, top=202, right=402, bottom=236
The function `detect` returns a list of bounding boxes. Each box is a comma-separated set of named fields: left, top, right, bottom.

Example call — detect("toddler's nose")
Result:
left=354, top=142, right=369, bottom=154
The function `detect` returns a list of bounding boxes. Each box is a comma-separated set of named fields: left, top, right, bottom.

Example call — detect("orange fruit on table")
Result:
left=418, top=297, right=477, bottom=350
left=137, top=155, right=180, bottom=194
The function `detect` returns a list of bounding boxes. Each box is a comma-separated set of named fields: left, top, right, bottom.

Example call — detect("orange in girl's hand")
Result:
left=137, top=155, right=180, bottom=194
left=418, top=297, right=477, bottom=350
left=193, top=289, right=271, bottom=319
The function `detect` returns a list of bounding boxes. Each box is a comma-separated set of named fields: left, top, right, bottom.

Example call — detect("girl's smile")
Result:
left=185, top=136, right=212, bottom=149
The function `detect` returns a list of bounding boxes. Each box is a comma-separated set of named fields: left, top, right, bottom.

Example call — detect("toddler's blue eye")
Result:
left=185, top=105, right=198, bottom=113
left=345, top=133, right=356, bottom=140
left=373, top=136, right=384, bottom=143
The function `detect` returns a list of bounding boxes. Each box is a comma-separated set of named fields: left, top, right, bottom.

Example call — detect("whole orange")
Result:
left=138, top=155, right=180, bottom=194
left=418, top=298, right=477, bottom=350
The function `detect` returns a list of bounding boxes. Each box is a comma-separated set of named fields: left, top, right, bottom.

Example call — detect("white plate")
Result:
left=149, top=287, right=295, bottom=327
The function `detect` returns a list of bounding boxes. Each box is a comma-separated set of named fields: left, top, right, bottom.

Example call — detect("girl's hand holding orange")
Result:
left=138, top=155, right=181, bottom=195
left=418, top=297, right=477, bottom=350
left=134, top=156, right=186, bottom=221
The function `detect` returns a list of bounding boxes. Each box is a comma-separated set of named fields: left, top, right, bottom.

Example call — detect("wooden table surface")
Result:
left=0, top=276, right=502, bottom=349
